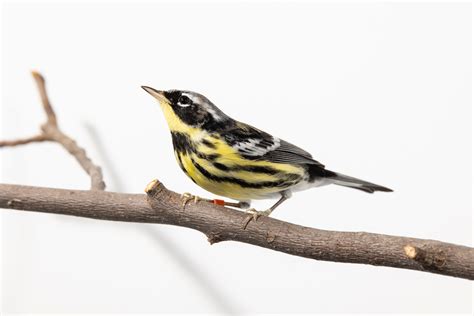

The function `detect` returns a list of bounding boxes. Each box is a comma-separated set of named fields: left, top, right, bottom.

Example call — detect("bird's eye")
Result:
left=177, top=95, right=191, bottom=107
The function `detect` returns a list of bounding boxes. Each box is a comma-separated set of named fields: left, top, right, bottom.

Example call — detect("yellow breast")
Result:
left=175, top=134, right=305, bottom=200
left=158, top=99, right=305, bottom=200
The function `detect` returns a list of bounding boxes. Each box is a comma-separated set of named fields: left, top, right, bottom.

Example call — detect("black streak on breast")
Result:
left=171, top=132, right=220, bottom=162
left=171, top=132, right=195, bottom=154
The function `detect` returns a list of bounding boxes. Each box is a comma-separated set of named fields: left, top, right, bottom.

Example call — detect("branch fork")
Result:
left=1, top=71, right=105, bottom=190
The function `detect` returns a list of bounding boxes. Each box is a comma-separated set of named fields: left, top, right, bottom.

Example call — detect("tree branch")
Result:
left=1, top=71, right=105, bottom=190
left=31, top=71, right=57, bottom=126
left=0, top=181, right=472, bottom=280
left=1, top=72, right=473, bottom=281
left=0, top=134, right=49, bottom=147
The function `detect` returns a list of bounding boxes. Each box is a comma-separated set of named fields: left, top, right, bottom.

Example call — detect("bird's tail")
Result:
left=325, top=170, right=393, bottom=193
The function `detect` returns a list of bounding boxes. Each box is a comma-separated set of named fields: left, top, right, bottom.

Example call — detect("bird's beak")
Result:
left=141, top=86, right=169, bottom=103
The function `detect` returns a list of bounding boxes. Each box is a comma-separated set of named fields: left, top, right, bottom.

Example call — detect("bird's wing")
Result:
left=223, top=122, right=325, bottom=167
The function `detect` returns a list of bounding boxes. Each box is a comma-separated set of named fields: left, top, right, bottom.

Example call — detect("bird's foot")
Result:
left=242, top=208, right=272, bottom=229
left=246, top=208, right=272, bottom=221
left=180, top=192, right=203, bottom=208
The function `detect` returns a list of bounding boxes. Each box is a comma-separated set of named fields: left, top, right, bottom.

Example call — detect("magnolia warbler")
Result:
left=142, top=87, right=392, bottom=220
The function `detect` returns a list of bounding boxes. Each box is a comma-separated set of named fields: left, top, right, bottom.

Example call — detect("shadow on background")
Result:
left=83, top=123, right=239, bottom=315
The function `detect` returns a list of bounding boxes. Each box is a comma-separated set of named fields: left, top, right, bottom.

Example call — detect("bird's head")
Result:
left=142, top=86, right=228, bottom=132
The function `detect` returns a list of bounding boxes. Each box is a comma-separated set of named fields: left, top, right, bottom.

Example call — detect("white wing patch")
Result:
left=233, top=137, right=281, bottom=156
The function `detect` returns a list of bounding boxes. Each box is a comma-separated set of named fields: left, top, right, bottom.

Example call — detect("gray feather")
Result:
left=263, top=140, right=324, bottom=166
left=327, top=171, right=393, bottom=193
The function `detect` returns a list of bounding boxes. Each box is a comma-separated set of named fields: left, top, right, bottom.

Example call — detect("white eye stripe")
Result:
left=204, top=105, right=223, bottom=121
left=183, top=93, right=199, bottom=103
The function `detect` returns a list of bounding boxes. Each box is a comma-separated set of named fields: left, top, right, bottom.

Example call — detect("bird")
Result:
left=142, top=87, right=392, bottom=220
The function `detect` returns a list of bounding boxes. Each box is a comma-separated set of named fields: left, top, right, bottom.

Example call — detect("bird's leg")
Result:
left=244, top=191, right=291, bottom=226
left=180, top=193, right=249, bottom=209
left=216, top=200, right=250, bottom=209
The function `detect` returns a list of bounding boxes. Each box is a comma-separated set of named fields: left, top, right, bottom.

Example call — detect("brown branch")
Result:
left=32, top=71, right=57, bottom=126
left=0, top=181, right=472, bottom=280
left=1, top=71, right=105, bottom=190
left=0, top=134, right=49, bottom=147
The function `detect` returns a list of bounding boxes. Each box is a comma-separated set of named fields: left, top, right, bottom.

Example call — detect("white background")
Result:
left=1, top=1, right=472, bottom=314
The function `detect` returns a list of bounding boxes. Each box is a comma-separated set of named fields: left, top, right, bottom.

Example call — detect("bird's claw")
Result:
left=247, top=208, right=272, bottom=221
left=181, top=192, right=202, bottom=208
left=242, top=208, right=272, bottom=229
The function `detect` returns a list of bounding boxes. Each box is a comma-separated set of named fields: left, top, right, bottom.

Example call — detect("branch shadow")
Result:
left=83, top=122, right=240, bottom=315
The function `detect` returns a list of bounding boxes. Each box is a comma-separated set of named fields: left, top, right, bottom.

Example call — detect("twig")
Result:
left=0, top=181, right=472, bottom=280
left=32, top=71, right=57, bottom=126
left=0, top=134, right=49, bottom=147
left=1, top=71, right=105, bottom=190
